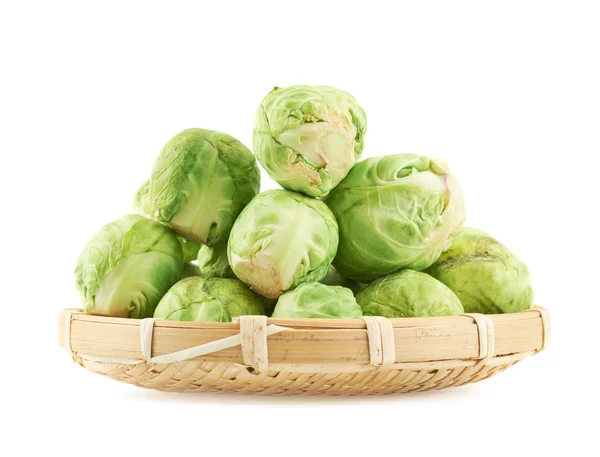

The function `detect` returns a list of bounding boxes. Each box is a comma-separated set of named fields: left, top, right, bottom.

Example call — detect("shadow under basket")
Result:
left=57, top=306, right=550, bottom=396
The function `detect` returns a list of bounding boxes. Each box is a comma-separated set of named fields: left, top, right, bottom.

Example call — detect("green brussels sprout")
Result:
left=320, top=265, right=353, bottom=288
left=197, top=242, right=235, bottom=278
left=253, top=85, right=367, bottom=198
left=356, top=270, right=464, bottom=318
left=180, top=238, right=202, bottom=263
left=353, top=283, right=369, bottom=295
left=181, top=262, right=202, bottom=279
left=272, top=283, right=362, bottom=319
left=198, top=240, right=278, bottom=314
left=132, top=179, right=152, bottom=215
left=154, top=277, right=264, bottom=322
left=149, top=129, right=260, bottom=245
left=320, top=265, right=361, bottom=294
left=133, top=180, right=201, bottom=262
left=325, top=154, right=466, bottom=282
left=75, top=214, right=183, bottom=318
left=228, top=189, right=339, bottom=298
left=425, top=227, right=534, bottom=314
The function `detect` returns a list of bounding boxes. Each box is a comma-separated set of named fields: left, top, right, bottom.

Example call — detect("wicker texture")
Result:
left=59, top=307, right=549, bottom=395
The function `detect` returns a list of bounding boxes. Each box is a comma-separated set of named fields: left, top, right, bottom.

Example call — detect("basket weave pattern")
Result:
left=59, top=307, right=549, bottom=396
left=73, top=356, right=525, bottom=395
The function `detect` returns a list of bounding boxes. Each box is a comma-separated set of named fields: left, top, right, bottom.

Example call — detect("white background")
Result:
left=1, top=1, right=598, bottom=456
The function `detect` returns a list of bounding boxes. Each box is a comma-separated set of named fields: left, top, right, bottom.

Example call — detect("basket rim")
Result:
left=58, top=306, right=550, bottom=369
left=59, top=306, right=543, bottom=329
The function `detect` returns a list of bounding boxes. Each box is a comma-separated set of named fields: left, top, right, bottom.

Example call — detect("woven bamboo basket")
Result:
left=58, top=306, right=550, bottom=395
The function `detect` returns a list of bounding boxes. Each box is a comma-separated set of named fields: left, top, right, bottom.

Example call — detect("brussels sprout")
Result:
left=180, top=238, right=202, bottom=263
left=132, top=179, right=152, bottom=215
left=320, top=265, right=353, bottom=288
left=272, top=283, right=362, bottom=319
left=228, top=189, right=339, bottom=298
left=133, top=180, right=201, bottom=262
left=181, top=262, right=202, bottom=279
left=192, top=249, right=276, bottom=313
left=356, top=270, right=464, bottom=318
left=325, top=154, right=466, bottom=282
left=75, top=214, right=183, bottom=318
left=353, top=283, right=369, bottom=295
left=320, top=265, right=362, bottom=295
left=154, top=277, right=264, bottom=322
left=253, top=85, right=367, bottom=198
left=197, top=242, right=235, bottom=278
left=149, top=129, right=260, bottom=245
left=426, top=227, right=534, bottom=314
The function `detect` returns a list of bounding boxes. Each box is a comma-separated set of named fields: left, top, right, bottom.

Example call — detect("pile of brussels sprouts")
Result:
left=74, top=85, right=534, bottom=322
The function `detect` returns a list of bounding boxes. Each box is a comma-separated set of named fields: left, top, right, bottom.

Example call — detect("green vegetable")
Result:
left=181, top=262, right=202, bottom=279
left=356, top=270, right=464, bottom=317
left=149, top=129, right=260, bottom=245
left=228, top=189, right=339, bottom=298
left=197, top=242, right=235, bottom=278
left=154, top=277, right=264, bottom=322
left=325, top=154, right=466, bottom=282
left=74, top=214, right=183, bottom=318
left=320, top=265, right=361, bottom=294
left=253, top=85, right=366, bottom=198
left=133, top=179, right=201, bottom=262
left=426, top=227, right=534, bottom=314
left=272, top=283, right=362, bottom=319
left=132, top=179, right=152, bottom=215
left=196, top=241, right=277, bottom=314
left=180, top=239, right=202, bottom=263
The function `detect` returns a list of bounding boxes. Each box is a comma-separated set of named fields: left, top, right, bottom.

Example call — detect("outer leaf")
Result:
left=132, top=179, right=152, bottom=215
left=179, top=238, right=201, bottom=263
left=197, top=242, right=235, bottom=278
left=133, top=179, right=201, bottom=262
left=320, top=265, right=360, bottom=294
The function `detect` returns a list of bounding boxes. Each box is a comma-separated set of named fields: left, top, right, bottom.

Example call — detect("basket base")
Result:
left=73, top=355, right=524, bottom=395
